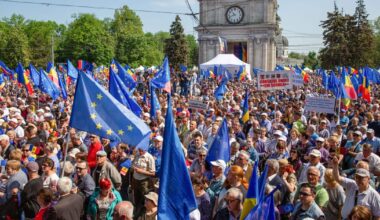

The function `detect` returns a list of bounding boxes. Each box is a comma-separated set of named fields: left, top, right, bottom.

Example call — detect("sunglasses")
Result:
left=299, top=191, right=312, bottom=197
left=22, top=149, right=30, bottom=152
left=76, top=167, right=86, bottom=170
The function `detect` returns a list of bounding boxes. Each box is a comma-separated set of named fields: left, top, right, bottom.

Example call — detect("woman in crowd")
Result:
left=192, top=176, right=212, bottom=220
left=34, top=188, right=54, bottom=220
left=348, top=205, right=373, bottom=220
left=323, top=168, right=346, bottom=220
left=87, top=178, right=122, bottom=220
left=138, top=192, right=158, bottom=220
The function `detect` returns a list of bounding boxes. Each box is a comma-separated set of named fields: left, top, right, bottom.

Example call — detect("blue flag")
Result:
left=67, top=59, right=78, bottom=79
left=214, top=81, right=227, bottom=101
left=149, top=83, right=161, bottom=119
left=327, top=71, right=340, bottom=97
left=29, top=64, right=40, bottom=87
left=245, top=187, right=278, bottom=220
left=58, top=72, right=68, bottom=100
left=258, top=164, right=269, bottom=202
left=114, top=60, right=137, bottom=90
left=109, top=67, right=142, bottom=117
left=205, top=118, right=230, bottom=163
left=69, top=72, right=151, bottom=147
left=180, top=64, right=187, bottom=72
left=151, top=57, right=171, bottom=93
left=321, top=69, right=328, bottom=89
left=158, top=95, right=197, bottom=219
left=38, top=69, right=60, bottom=100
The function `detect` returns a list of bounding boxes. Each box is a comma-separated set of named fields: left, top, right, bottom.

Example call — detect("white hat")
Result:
left=154, top=135, right=163, bottom=142
left=69, top=148, right=81, bottom=158
left=0, top=119, right=4, bottom=125
left=261, top=112, right=268, bottom=117
left=0, top=134, right=9, bottom=142
left=143, top=112, right=150, bottom=117
left=354, top=131, right=363, bottom=136
left=273, top=130, right=282, bottom=136
left=37, top=109, right=45, bottom=113
left=278, top=135, right=287, bottom=142
left=210, top=160, right=226, bottom=171
left=8, top=118, right=18, bottom=124
left=316, top=137, right=325, bottom=142
left=309, top=149, right=321, bottom=157
left=320, top=120, right=327, bottom=124
left=44, top=106, right=51, bottom=111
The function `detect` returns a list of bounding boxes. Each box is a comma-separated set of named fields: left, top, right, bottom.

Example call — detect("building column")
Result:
left=253, top=37, right=262, bottom=69
left=262, top=38, right=268, bottom=71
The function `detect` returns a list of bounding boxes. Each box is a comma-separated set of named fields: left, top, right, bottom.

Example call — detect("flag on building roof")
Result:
left=158, top=94, right=197, bottom=219
left=69, top=71, right=151, bottom=148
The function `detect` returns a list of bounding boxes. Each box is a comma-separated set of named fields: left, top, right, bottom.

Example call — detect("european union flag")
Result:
left=67, top=59, right=78, bottom=79
left=180, top=64, right=187, bottom=72
left=29, top=64, right=40, bottom=87
left=258, top=164, right=268, bottom=202
left=115, top=60, right=137, bottom=90
left=321, top=69, right=328, bottom=89
left=327, top=71, right=340, bottom=97
left=205, top=118, right=230, bottom=163
left=158, top=95, right=197, bottom=219
left=244, top=186, right=278, bottom=220
left=58, top=72, right=68, bottom=100
left=69, top=72, right=150, bottom=147
left=150, top=83, right=160, bottom=119
left=151, top=57, right=171, bottom=93
left=109, top=67, right=142, bottom=117
left=0, top=61, right=14, bottom=79
left=214, top=81, right=227, bottom=101
left=39, top=69, right=60, bottom=100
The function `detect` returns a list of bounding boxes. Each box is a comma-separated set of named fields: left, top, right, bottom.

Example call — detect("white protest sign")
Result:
left=290, top=74, right=304, bottom=87
left=304, top=96, right=336, bottom=114
left=189, top=99, right=208, bottom=111
left=257, top=71, right=292, bottom=91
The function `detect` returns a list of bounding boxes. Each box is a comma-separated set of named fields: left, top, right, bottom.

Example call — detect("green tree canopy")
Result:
left=58, top=14, right=114, bottom=64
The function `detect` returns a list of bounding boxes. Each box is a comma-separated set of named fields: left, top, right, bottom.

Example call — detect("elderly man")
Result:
left=235, top=150, right=253, bottom=181
left=113, top=201, right=134, bottom=220
left=299, top=149, right=326, bottom=184
left=206, top=160, right=226, bottom=211
left=92, top=150, right=121, bottom=189
left=0, top=134, right=14, bottom=159
left=361, top=129, right=380, bottom=155
left=295, top=166, right=329, bottom=208
left=332, top=155, right=380, bottom=219
left=214, top=187, right=244, bottom=220
left=291, top=183, right=325, bottom=220
left=354, top=143, right=380, bottom=176
left=44, top=177, right=84, bottom=220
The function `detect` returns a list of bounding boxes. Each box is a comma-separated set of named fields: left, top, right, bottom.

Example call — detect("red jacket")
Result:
left=87, top=141, right=102, bottom=169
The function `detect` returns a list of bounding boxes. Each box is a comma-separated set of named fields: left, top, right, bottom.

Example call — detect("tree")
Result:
left=58, top=14, right=114, bottom=65
left=144, top=32, right=165, bottom=66
left=24, top=20, right=64, bottom=67
left=165, top=15, right=189, bottom=71
left=288, top=52, right=304, bottom=60
left=303, top=51, right=319, bottom=69
left=319, top=3, right=351, bottom=68
left=351, top=0, right=374, bottom=67
left=186, top=34, right=198, bottom=67
left=371, top=16, right=380, bottom=65
left=112, top=5, right=147, bottom=65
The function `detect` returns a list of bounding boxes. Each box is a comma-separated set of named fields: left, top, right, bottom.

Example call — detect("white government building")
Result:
left=196, top=0, right=288, bottom=71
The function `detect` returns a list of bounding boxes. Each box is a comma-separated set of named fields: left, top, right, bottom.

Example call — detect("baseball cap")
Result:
left=273, top=130, right=282, bottom=136
left=367, top=129, right=375, bottom=134
left=309, top=149, right=321, bottom=157
left=8, top=118, right=18, bottom=123
left=316, top=137, right=325, bottom=142
left=154, top=135, right=163, bottom=142
left=320, top=120, right=327, bottom=124
left=96, top=150, right=107, bottom=157
left=278, top=135, right=287, bottom=142
left=144, top=192, right=158, bottom=206
left=356, top=168, right=370, bottom=177
left=210, top=160, right=226, bottom=171
left=26, top=161, right=39, bottom=172
left=354, top=131, right=362, bottom=136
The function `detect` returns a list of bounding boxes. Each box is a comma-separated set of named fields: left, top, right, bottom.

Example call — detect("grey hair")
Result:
left=266, top=159, right=279, bottom=173
left=226, top=187, right=243, bottom=202
left=307, top=166, right=320, bottom=177
left=115, top=201, right=134, bottom=219
left=57, top=177, right=72, bottom=194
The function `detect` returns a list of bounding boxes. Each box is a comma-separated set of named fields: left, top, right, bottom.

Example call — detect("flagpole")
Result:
left=60, top=130, right=70, bottom=178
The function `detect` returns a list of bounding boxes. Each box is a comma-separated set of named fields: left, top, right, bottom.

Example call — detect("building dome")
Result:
left=282, top=36, right=289, bottom=47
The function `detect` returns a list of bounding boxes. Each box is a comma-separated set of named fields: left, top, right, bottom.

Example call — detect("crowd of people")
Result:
left=0, top=67, right=380, bottom=220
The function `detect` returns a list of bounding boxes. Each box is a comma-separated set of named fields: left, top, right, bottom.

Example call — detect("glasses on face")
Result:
left=41, top=164, right=49, bottom=167
left=307, top=172, right=318, bottom=177
left=225, top=198, right=238, bottom=204
left=198, top=154, right=206, bottom=157
left=76, top=167, right=86, bottom=171
left=22, top=149, right=29, bottom=152
left=299, top=191, right=312, bottom=197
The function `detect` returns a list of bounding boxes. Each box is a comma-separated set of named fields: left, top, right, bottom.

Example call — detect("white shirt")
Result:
left=341, top=177, right=380, bottom=219
left=355, top=153, right=380, bottom=173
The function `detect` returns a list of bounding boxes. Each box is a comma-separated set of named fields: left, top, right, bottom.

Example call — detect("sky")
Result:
left=0, top=0, right=378, bottom=54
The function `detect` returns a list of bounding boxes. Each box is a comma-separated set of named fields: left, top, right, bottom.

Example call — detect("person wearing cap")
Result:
left=361, top=129, right=380, bottom=156
left=299, top=149, right=326, bottom=184
left=137, top=191, right=158, bottom=220
left=8, top=117, right=24, bottom=139
left=92, top=150, right=122, bottom=189
left=87, top=178, right=122, bottom=220
left=259, top=112, right=272, bottom=134
left=206, top=160, right=226, bottom=211
left=331, top=155, right=380, bottom=219
left=317, top=120, right=330, bottom=139
left=314, top=137, right=329, bottom=165
left=0, top=134, right=14, bottom=160
left=342, top=130, right=363, bottom=171
left=269, top=136, right=289, bottom=160
left=148, top=135, right=163, bottom=175
left=21, top=161, right=44, bottom=219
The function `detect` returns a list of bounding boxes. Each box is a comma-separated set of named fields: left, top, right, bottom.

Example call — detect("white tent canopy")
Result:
left=200, top=54, right=251, bottom=80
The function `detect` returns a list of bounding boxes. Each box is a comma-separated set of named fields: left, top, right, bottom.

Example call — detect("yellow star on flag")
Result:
left=127, top=125, right=133, bottom=131
left=118, top=130, right=124, bottom=135
left=96, top=123, right=102, bottom=130
left=97, top=94, right=103, bottom=100
left=106, top=129, right=112, bottom=135
left=90, top=113, right=96, bottom=119
left=91, top=102, right=97, bottom=108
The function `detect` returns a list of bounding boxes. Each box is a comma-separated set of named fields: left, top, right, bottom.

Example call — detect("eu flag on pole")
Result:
left=29, top=64, right=41, bottom=87
left=214, top=81, right=227, bottom=101
left=151, top=56, right=171, bottom=93
left=149, top=83, right=161, bottom=119
left=39, top=69, right=60, bottom=100
left=321, top=70, right=328, bottom=89
left=115, top=61, right=137, bottom=90
left=67, top=59, right=78, bottom=79
left=258, top=164, right=268, bottom=202
left=69, top=72, right=151, bottom=147
left=58, top=72, right=68, bottom=100
left=158, top=95, right=197, bottom=220
left=205, top=118, right=230, bottom=163
left=244, top=186, right=278, bottom=220
left=0, top=61, right=15, bottom=79
left=109, top=67, right=142, bottom=117
left=240, top=161, right=259, bottom=220
left=327, top=71, right=340, bottom=97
